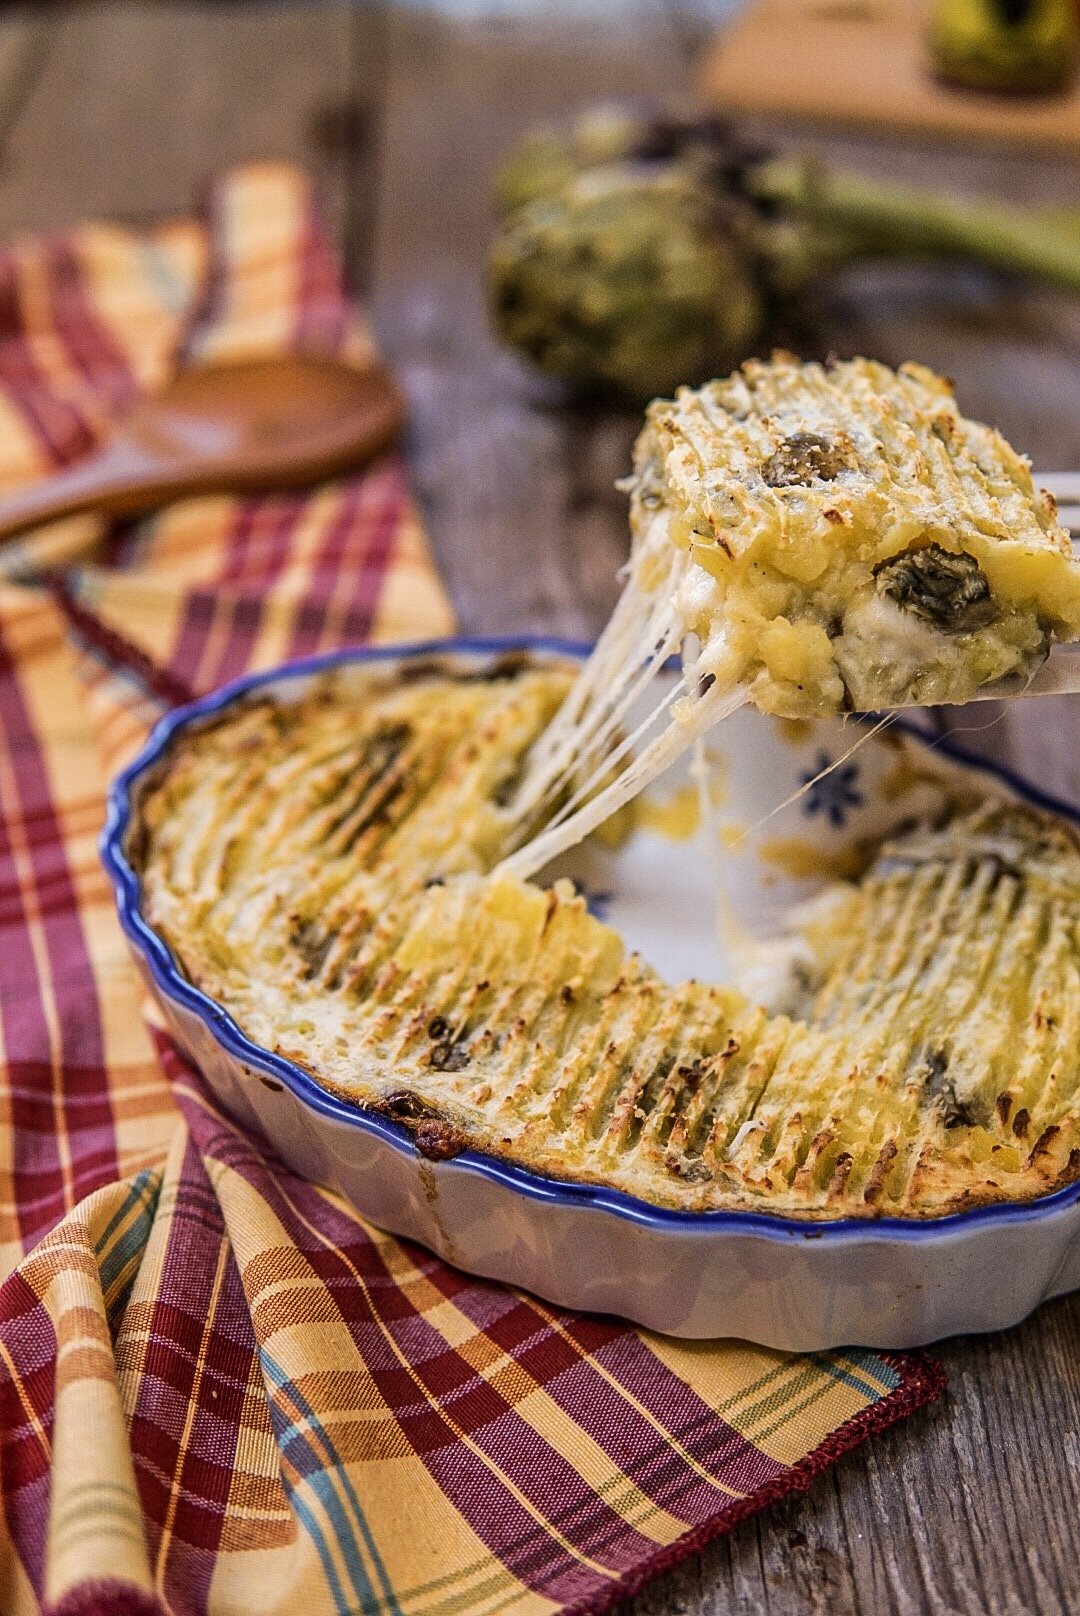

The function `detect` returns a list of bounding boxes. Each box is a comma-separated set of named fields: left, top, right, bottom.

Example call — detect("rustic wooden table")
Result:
left=0, top=3, right=1076, bottom=1612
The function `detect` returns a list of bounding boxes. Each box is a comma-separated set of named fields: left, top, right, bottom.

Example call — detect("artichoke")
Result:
left=490, top=161, right=762, bottom=401
left=929, top=0, right=1077, bottom=94
left=489, top=110, right=1080, bottom=402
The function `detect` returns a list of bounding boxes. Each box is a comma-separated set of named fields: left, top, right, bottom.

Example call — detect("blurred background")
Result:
left=0, top=0, right=1077, bottom=662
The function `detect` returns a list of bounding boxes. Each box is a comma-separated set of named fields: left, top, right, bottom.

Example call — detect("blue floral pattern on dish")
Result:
left=800, top=752, right=863, bottom=828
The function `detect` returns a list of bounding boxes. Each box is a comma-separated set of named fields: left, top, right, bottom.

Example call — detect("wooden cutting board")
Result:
left=698, top=0, right=1080, bottom=154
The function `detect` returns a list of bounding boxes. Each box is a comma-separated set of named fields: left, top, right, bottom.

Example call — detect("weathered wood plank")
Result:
left=0, top=0, right=376, bottom=257
left=621, top=1296, right=1079, bottom=1616
left=369, top=6, right=691, bottom=640
left=0, top=10, right=58, bottom=158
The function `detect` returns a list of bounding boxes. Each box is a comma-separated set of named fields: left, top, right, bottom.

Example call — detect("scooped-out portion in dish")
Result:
left=498, top=354, right=1080, bottom=878
left=134, top=660, right=1080, bottom=1221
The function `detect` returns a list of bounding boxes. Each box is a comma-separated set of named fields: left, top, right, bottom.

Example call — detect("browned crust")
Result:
left=288, top=1066, right=1080, bottom=1222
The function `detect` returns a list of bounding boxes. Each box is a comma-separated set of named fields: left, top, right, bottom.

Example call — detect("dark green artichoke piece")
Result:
left=761, top=431, right=855, bottom=487
left=921, top=1047, right=985, bottom=1130
left=874, top=543, right=997, bottom=632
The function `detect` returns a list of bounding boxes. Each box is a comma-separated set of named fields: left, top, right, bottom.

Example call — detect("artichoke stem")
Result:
left=754, top=160, right=1080, bottom=294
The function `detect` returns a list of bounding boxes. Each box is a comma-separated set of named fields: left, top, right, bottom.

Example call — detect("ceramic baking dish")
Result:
left=102, top=639, right=1080, bottom=1350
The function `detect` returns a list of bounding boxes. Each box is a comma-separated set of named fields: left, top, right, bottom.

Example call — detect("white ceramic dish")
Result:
left=102, top=639, right=1080, bottom=1350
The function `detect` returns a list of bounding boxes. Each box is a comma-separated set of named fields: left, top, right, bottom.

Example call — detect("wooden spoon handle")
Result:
left=0, top=440, right=164, bottom=543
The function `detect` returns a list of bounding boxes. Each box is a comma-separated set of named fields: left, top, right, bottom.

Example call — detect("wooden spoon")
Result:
left=0, top=355, right=404, bottom=542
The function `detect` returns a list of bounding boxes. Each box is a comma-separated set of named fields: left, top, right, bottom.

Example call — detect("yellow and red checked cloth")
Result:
left=0, top=165, right=943, bottom=1616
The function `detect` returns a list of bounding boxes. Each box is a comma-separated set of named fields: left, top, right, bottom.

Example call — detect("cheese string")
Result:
left=499, top=676, right=747, bottom=880
left=510, top=541, right=690, bottom=819
left=540, top=668, right=691, bottom=829
left=500, top=521, right=753, bottom=880
left=501, top=641, right=894, bottom=883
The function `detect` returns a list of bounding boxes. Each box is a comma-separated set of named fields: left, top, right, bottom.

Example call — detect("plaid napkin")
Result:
left=0, top=164, right=943, bottom=1616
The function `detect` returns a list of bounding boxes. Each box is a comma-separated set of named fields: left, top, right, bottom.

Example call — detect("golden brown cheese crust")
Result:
left=135, top=663, right=1080, bottom=1220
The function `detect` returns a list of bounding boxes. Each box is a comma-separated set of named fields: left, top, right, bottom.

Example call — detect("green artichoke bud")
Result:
left=928, top=0, right=1077, bottom=94
left=490, top=109, right=1080, bottom=402
left=489, top=160, right=764, bottom=401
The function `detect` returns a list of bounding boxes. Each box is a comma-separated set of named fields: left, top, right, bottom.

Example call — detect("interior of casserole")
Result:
left=134, top=663, right=1080, bottom=1221
left=629, top=355, right=1080, bottom=716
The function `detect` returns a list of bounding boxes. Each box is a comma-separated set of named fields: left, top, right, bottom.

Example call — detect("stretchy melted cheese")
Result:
left=135, top=663, right=1080, bottom=1220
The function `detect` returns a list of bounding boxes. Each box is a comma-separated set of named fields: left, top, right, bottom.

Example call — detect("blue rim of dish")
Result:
left=102, top=634, right=1080, bottom=1243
